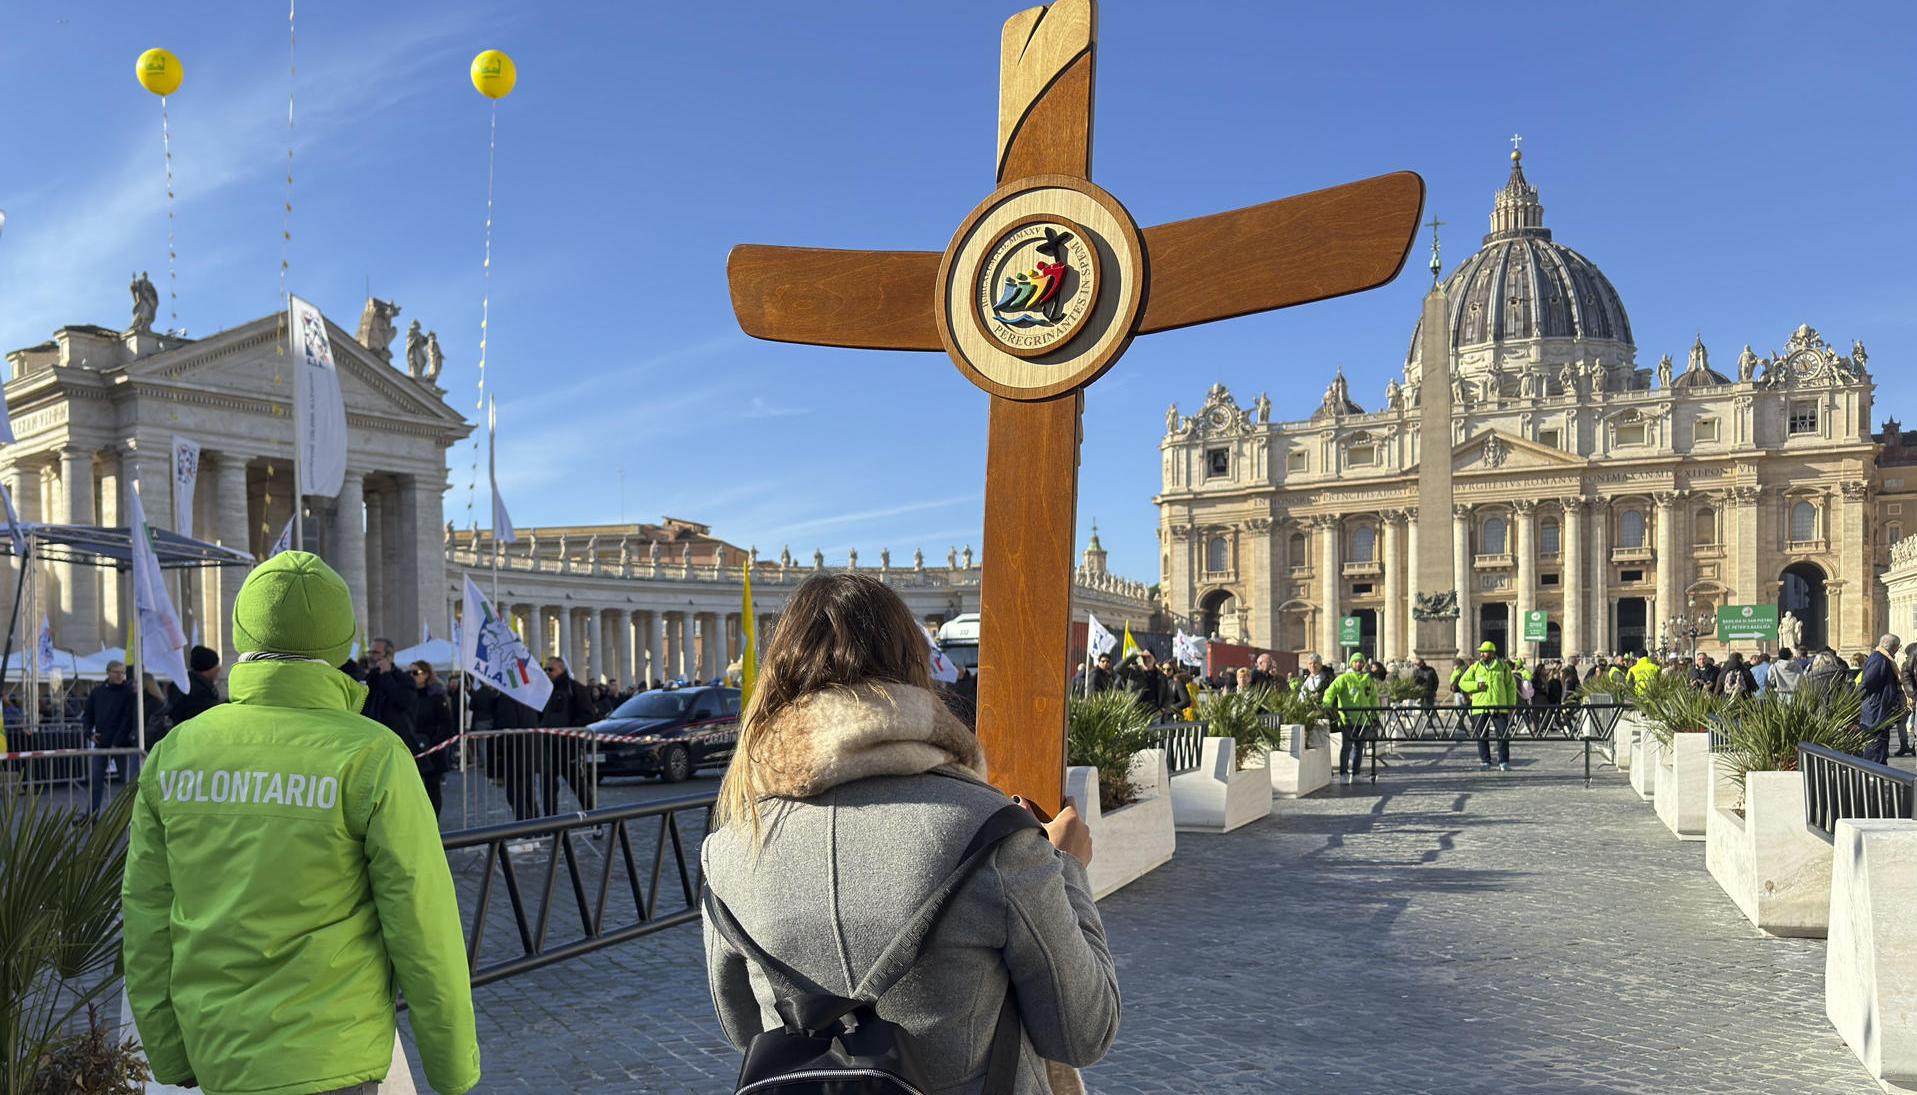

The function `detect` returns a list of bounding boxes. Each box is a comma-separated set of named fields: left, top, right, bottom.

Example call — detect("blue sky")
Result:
left=2, top=1, right=1912, bottom=584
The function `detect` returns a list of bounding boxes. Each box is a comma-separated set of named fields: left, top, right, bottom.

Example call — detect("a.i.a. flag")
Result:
left=459, top=575, right=552, bottom=711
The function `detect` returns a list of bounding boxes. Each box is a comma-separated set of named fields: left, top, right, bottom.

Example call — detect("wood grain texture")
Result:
left=727, top=245, right=944, bottom=351
left=998, top=45, right=1094, bottom=184
left=1136, top=170, right=1425, bottom=334
left=997, top=0, right=1095, bottom=182
left=977, top=391, right=1082, bottom=815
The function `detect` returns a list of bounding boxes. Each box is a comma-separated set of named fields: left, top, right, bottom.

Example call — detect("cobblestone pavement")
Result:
left=395, top=744, right=1884, bottom=1094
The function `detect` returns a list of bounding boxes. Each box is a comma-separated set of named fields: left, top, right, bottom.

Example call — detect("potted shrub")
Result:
left=1065, top=691, right=1175, bottom=898
left=1636, top=674, right=1720, bottom=839
left=1168, top=690, right=1275, bottom=832
left=2, top=792, right=145, bottom=1094
left=1257, top=687, right=1332, bottom=797
left=1706, top=681, right=1872, bottom=936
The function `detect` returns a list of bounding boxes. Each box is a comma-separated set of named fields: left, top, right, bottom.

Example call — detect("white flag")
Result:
left=171, top=434, right=200, bottom=536
left=461, top=575, right=552, bottom=711
left=288, top=294, right=348, bottom=498
left=269, top=517, right=294, bottom=558
left=0, top=370, right=15, bottom=445
left=1086, top=613, right=1117, bottom=659
left=488, top=397, right=518, bottom=544
left=130, top=480, right=189, bottom=685
left=923, top=625, right=960, bottom=684
left=37, top=614, right=61, bottom=686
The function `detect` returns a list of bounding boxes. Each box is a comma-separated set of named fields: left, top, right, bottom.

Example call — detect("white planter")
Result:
left=1067, top=748, right=1175, bottom=901
left=1705, top=769, right=1832, bottom=937
left=1632, top=733, right=1659, bottom=800
left=1268, top=722, right=1331, bottom=798
left=1171, top=736, right=1274, bottom=833
left=1612, top=713, right=1638, bottom=773
left=1653, top=733, right=1710, bottom=840
left=1826, top=819, right=1917, bottom=1085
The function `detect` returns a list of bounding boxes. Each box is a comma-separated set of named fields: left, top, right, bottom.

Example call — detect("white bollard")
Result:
left=1826, top=818, right=1917, bottom=1085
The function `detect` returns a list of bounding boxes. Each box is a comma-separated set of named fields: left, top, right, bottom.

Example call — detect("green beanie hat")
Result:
left=232, top=550, right=357, bottom=666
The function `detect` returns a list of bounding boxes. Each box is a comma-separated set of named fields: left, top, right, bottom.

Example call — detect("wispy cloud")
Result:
left=762, top=493, right=980, bottom=541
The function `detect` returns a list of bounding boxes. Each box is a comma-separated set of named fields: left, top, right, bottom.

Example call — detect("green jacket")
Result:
left=123, top=659, right=480, bottom=1095
left=1321, top=668, right=1378, bottom=725
left=1456, top=658, right=1517, bottom=708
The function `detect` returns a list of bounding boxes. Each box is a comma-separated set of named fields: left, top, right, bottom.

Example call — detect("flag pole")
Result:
left=131, top=481, right=146, bottom=755
left=488, top=395, right=502, bottom=610
left=288, top=298, right=305, bottom=554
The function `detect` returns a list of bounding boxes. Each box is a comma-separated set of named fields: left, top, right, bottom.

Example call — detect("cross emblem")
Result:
left=727, top=0, right=1424, bottom=811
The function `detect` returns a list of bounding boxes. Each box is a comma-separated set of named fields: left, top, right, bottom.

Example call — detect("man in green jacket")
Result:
left=1322, top=651, right=1378, bottom=784
left=1456, top=640, right=1517, bottom=771
left=123, top=552, right=481, bottom=1095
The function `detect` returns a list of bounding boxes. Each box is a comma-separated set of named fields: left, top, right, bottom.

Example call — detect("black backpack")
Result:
left=702, top=803, right=1041, bottom=1095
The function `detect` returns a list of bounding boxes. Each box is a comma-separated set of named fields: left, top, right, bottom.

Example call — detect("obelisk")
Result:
left=1412, top=274, right=1461, bottom=659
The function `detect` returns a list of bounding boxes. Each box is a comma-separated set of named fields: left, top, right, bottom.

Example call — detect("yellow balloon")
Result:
left=470, top=50, right=516, bottom=100
left=136, top=48, right=183, bottom=97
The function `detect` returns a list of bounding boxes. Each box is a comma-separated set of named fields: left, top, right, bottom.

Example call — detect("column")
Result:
left=639, top=610, right=661, bottom=686
left=1731, top=486, right=1761, bottom=611
left=1839, top=481, right=1870, bottom=648
left=663, top=612, right=682, bottom=679
left=609, top=609, right=632, bottom=687
left=211, top=453, right=251, bottom=664
left=1653, top=492, right=1678, bottom=645
left=57, top=448, right=101, bottom=652
left=1590, top=498, right=1611, bottom=653
left=1403, top=508, right=1420, bottom=660
left=363, top=486, right=387, bottom=640
left=3, top=462, right=42, bottom=645
left=585, top=607, right=604, bottom=682
left=698, top=612, right=721, bottom=680
left=325, top=473, right=368, bottom=637
left=1453, top=504, right=1473, bottom=655
left=397, top=475, right=447, bottom=650
left=529, top=604, right=548, bottom=660
left=1562, top=499, right=1586, bottom=658
left=1514, top=501, right=1537, bottom=655
left=99, top=456, right=122, bottom=644
left=1316, top=518, right=1339, bottom=656
left=1381, top=511, right=1404, bottom=661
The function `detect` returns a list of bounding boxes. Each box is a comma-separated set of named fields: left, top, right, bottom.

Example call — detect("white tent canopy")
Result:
left=3, top=646, right=80, bottom=678
left=74, top=646, right=130, bottom=680
left=392, top=637, right=456, bottom=672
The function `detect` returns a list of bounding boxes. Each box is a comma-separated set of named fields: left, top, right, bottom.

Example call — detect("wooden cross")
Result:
left=727, top=0, right=1423, bottom=813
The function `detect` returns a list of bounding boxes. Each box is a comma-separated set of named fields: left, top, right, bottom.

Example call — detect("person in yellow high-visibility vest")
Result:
left=1456, top=641, right=1517, bottom=771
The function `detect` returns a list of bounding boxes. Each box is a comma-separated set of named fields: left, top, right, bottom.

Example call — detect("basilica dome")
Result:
left=1406, top=149, right=1635, bottom=379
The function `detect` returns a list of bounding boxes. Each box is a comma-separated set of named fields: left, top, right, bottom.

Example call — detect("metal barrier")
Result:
left=1155, top=722, right=1206, bottom=776
left=0, top=742, right=152, bottom=811
left=1799, top=742, right=1916, bottom=843
left=440, top=791, right=714, bottom=987
left=1320, top=703, right=1633, bottom=787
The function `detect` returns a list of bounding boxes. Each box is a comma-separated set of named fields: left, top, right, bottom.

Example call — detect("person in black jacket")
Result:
left=1117, top=651, right=1176, bottom=718
left=1859, top=635, right=1906, bottom=765
left=360, top=638, right=421, bottom=754
left=474, top=682, right=544, bottom=820
left=1410, top=657, right=1440, bottom=709
left=164, top=646, right=225, bottom=728
left=540, top=656, right=599, bottom=812
left=83, top=661, right=140, bottom=816
left=408, top=661, right=456, bottom=817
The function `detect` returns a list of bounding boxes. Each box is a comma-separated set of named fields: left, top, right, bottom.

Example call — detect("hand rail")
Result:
left=1798, top=742, right=1915, bottom=843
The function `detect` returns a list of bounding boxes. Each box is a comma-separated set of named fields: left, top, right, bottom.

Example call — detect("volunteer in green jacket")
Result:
left=1322, top=651, right=1378, bottom=783
left=1456, top=640, right=1518, bottom=771
left=123, top=552, right=481, bottom=1095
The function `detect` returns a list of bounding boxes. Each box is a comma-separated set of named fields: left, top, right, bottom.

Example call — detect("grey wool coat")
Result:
left=701, top=684, right=1120, bottom=1095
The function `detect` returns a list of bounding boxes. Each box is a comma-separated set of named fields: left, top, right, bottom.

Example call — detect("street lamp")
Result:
left=1659, top=603, right=1716, bottom=659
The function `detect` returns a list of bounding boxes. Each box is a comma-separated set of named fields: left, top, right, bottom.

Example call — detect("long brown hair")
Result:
left=716, top=573, right=932, bottom=835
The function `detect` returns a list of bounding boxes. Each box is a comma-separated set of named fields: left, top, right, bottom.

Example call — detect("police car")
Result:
left=584, top=686, right=742, bottom=782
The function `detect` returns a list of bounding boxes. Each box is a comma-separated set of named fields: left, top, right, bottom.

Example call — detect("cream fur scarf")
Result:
left=751, top=683, right=1089, bottom=1095
left=750, top=681, right=988, bottom=797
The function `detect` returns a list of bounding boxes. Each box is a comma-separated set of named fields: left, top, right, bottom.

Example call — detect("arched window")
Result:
left=1619, top=509, right=1646, bottom=548
left=1288, top=531, right=1308, bottom=569
left=1482, top=517, right=1507, bottom=555
left=1350, top=524, right=1376, bottom=562
left=1694, top=508, right=1717, bottom=546
left=1538, top=519, right=1561, bottom=556
left=1790, top=501, right=1818, bottom=543
left=1206, top=536, right=1229, bottom=573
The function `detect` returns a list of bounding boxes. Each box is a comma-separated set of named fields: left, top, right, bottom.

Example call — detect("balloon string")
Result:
left=467, top=102, right=497, bottom=535
left=269, top=0, right=296, bottom=549
left=160, top=96, right=177, bottom=333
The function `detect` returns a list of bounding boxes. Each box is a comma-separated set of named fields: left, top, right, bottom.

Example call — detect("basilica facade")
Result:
left=1158, top=149, right=1903, bottom=662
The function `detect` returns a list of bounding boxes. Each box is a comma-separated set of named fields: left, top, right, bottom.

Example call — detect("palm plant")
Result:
left=1715, top=679, right=1872, bottom=787
left=1633, top=671, right=1722, bottom=747
left=1381, top=674, right=1426, bottom=704
left=1067, top=690, right=1163, bottom=812
left=2, top=790, right=138, bottom=1095
left=1197, top=688, right=1271, bottom=771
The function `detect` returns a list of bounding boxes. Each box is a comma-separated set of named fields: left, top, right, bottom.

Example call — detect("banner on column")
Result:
left=288, top=294, right=348, bottom=499
left=460, top=575, right=552, bottom=710
left=171, top=434, right=200, bottom=536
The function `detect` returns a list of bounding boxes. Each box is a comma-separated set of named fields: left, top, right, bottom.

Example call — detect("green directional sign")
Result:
left=1339, top=615, right=1362, bottom=647
left=1717, top=604, right=1778, bottom=643
left=1522, top=609, right=1549, bottom=643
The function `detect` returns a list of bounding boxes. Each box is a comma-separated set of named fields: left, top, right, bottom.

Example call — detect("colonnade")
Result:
left=492, top=602, right=782, bottom=688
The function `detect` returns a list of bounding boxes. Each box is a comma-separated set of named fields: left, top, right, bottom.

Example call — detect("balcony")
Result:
left=1786, top=539, right=1828, bottom=554
left=1473, top=553, right=1514, bottom=569
left=1342, top=560, right=1381, bottom=577
left=1611, top=545, right=1653, bottom=563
